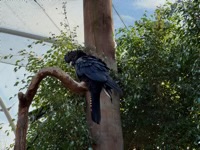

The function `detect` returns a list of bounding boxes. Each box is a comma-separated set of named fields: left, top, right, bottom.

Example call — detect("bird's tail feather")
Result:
left=91, top=91, right=101, bottom=124
left=106, top=77, right=123, bottom=96
left=103, top=87, right=113, bottom=102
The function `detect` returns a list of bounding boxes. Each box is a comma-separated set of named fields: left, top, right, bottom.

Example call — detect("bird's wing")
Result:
left=75, top=56, right=109, bottom=82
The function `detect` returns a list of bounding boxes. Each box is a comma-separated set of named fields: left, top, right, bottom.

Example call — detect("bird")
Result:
left=64, top=50, right=122, bottom=124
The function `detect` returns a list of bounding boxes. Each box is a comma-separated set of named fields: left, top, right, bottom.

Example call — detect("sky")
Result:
left=0, top=0, right=175, bottom=148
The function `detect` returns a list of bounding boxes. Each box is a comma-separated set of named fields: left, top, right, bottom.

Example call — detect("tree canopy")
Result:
left=5, top=0, right=199, bottom=149
left=116, top=0, right=199, bottom=149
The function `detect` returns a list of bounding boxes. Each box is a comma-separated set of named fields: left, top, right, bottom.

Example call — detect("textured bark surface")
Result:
left=14, top=67, right=87, bottom=150
left=83, top=0, right=116, bottom=70
left=86, top=92, right=123, bottom=150
left=83, top=0, right=124, bottom=149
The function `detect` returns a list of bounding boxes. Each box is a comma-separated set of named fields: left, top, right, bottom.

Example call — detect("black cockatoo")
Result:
left=64, top=50, right=122, bottom=124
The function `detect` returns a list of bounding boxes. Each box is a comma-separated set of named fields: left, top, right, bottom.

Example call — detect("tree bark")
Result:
left=83, top=0, right=124, bottom=149
left=83, top=0, right=116, bottom=69
left=14, top=67, right=87, bottom=150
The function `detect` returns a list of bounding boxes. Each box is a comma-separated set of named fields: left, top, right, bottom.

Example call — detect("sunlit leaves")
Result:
left=11, top=29, right=91, bottom=149
left=116, top=0, right=199, bottom=149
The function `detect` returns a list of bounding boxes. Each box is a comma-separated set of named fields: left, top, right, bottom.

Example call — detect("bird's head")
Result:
left=64, top=50, right=87, bottom=66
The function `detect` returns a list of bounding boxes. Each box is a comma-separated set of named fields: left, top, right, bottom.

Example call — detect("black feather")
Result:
left=90, top=81, right=102, bottom=124
left=64, top=50, right=122, bottom=124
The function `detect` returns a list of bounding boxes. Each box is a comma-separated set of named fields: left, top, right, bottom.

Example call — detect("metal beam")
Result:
left=0, top=27, right=55, bottom=44
left=0, top=97, right=16, bottom=135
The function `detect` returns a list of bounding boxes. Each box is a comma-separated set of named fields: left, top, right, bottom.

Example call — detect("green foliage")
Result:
left=9, top=0, right=199, bottom=149
left=116, top=0, right=199, bottom=149
left=14, top=32, right=91, bottom=149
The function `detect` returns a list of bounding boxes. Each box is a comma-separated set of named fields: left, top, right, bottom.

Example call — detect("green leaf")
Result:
left=14, top=81, right=19, bottom=86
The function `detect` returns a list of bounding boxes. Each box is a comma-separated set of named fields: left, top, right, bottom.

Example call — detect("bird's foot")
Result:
left=78, top=81, right=87, bottom=90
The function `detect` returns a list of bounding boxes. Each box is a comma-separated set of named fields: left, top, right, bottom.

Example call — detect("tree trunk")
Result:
left=83, top=0, right=116, bottom=69
left=83, top=0, right=123, bottom=149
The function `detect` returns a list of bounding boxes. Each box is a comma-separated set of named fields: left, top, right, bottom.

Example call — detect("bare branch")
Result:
left=14, top=67, right=87, bottom=150
left=25, top=67, right=87, bottom=103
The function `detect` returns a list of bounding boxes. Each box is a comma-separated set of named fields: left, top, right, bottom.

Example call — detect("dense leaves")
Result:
left=116, top=0, right=200, bottom=149
left=7, top=0, right=199, bottom=149
left=12, top=32, right=91, bottom=149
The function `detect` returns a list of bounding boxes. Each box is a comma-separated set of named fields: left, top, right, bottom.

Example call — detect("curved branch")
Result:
left=25, top=67, right=87, bottom=103
left=14, top=67, right=87, bottom=150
